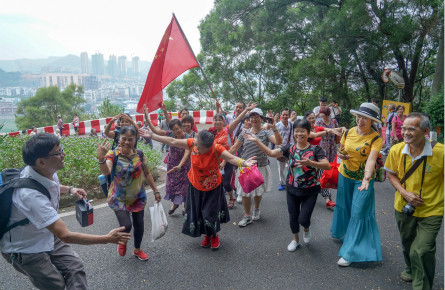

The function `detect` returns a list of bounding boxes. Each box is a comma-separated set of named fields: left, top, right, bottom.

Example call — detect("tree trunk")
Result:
left=432, top=25, right=444, bottom=95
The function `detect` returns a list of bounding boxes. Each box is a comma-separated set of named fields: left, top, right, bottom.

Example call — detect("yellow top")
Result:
left=338, top=127, right=383, bottom=181
left=384, top=140, right=444, bottom=218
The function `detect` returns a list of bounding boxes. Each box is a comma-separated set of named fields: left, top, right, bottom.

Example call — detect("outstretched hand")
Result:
left=160, top=103, right=167, bottom=111
left=107, top=226, right=131, bottom=244
left=242, top=132, right=258, bottom=143
left=138, top=128, right=152, bottom=139
left=97, top=140, right=111, bottom=160
left=167, top=166, right=182, bottom=174
left=243, top=156, right=257, bottom=167
left=246, top=101, right=257, bottom=111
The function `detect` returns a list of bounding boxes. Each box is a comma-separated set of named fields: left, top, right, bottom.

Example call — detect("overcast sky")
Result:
left=0, top=0, right=214, bottom=61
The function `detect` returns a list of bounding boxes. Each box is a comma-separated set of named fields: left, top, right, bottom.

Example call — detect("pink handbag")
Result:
left=238, top=165, right=264, bottom=193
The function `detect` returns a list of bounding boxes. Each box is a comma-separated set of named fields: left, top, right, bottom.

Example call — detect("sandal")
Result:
left=228, top=198, right=236, bottom=209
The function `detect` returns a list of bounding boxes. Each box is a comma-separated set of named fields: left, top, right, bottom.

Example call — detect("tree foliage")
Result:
left=166, top=0, right=443, bottom=124
left=97, top=97, right=124, bottom=118
left=15, top=84, right=85, bottom=130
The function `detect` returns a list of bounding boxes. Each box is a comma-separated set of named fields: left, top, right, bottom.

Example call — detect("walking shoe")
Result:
left=236, top=194, right=243, bottom=204
left=252, top=209, right=261, bottom=221
left=401, top=270, right=412, bottom=282
left=278, top=184, right=285, bottom=191
left=238, top=215, right=252, bottom=227
left=303, top=229, right=312, bottom=243
left=287, top=240, right=300, bottom=252
left=201, top=235, right=211, bottom=248
left=326, top=200, right=336, bottom=209
left=337, top=257, right=351, bottom=267
left=117, top=243, right=127, bottom=256
left=133, top=249, right=149, bottom=261
left=210, top=235, right=220, bottom=250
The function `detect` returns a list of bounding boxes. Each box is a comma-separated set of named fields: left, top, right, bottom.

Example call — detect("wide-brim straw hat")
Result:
left=350, top=103, right=382, bottom=123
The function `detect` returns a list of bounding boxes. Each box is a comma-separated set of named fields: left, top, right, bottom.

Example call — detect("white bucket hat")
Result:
left=350, top=103, right=382, bottom=123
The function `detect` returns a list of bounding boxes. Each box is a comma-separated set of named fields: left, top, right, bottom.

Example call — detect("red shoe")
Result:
left=133, top=249, right=149, bottom=261
left=210, top=235, right=220, bottom=250
left=201, top=235, right=211, bottom=248
left=118, top=243, right=127, bottom=256
left=326, top=200, right=336, bottom=209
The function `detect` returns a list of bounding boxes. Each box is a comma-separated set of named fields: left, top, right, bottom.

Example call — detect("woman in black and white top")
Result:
left=229, top=108, right=282, bottom=228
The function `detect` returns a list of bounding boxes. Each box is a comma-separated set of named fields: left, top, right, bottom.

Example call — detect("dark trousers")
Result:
left=1, top=237, right=87, bottom=290
left=114, top=210, right=145, bottom=249
left=395, top=210, right=443, bottom=290
left=286, top=190, right=318, bottom=234
left=222, top=163, right=234, bottom=192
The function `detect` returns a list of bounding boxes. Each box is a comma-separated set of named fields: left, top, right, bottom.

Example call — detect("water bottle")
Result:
left=98, top=174, right=108, bottom=197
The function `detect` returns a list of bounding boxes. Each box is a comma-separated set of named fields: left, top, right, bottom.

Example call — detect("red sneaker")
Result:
left=326, top=200, right=336, bottom=209
left=210, top=235, right=220, bottom=250
left=201, top=235, right=211, bottom=248
left=117, top=243, right=127, bottom=256
left=133, top=249, right=149, bottom=261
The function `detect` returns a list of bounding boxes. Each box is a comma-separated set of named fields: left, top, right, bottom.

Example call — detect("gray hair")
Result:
left=388, top=103, right=396, bottom=110
left=197, top=130, right=214, bottom=148
left=406, top=112, right=430, bottom=130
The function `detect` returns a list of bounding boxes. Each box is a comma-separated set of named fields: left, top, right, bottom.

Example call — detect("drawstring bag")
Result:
left=320, top=161, right=339, bottom=189
left=238, top=165, right=264, bottom=193
left=150, top=202, right=168, bottom=241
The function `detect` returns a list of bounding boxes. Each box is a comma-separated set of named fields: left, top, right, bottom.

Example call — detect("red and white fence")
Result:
left=7, top=110, right=215, bottom=137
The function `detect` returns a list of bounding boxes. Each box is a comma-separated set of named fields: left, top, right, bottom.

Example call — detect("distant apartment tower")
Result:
left=132, top=56, right=139, bottom=79
left=108, top=55, right=117, bottom=76
left=92, top=53, right=104, bottom=75
left=40, top=73, right=99, bottom=90
left=80, top=52, right=89, bottom=74
left=118, top=56, right=127, bottom=77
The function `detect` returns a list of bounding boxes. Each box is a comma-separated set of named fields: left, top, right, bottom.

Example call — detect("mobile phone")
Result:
left=266, top=118, right=273, bottom=124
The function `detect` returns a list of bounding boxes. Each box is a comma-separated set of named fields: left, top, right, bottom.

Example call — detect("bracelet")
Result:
left=237, top=159, right=245, bottom=167
left=273, top=129, right=278, bottom=132
left=67, top=186, right=74, bottom=196
left=98, top=159, right=106, bottom=164
left=153, top=191, right=160, bottom=195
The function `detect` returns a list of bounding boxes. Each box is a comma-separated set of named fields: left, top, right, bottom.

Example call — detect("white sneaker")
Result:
left=287, top=240, right=300, bottom=252
left=303, top=229, right=312, bottom=243
left=238, top=215, right=252, bottom=227
left=252, top=209, right=260, bottom=221
left=337, top=257, right=351, bottom=267
left=236, top=194, right=243, bottom=204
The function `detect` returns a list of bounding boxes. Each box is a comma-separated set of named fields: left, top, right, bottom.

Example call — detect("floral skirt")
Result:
left=182, top=183, right=230, bottom=238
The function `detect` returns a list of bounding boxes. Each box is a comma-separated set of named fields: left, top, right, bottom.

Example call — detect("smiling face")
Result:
left=397, top=106, right=405, bottom=117
left=44, top=144, right=66, bottom=171
left=355, top=114, right=373, bottom=130
left=119, top=131, right=136, bottom=154
left=293, top=127, right=309, bottom=144
left=171, top=123, right=184, bottom=138
left=180, top=110, right=189, bottom=117
left=234, top=102, right=245, bottom=117
left=305, top=113, right=316, bottom=128
left=243, top=117, right=251, bottom=129
left=213, top=116, right=225, bottom=130
left=402, top=117, right=427, bottom=145
left=281, top=110, right=289, bottom=123
left=249, top=113, right=262, bottom=128
left=182, top=121, right=192, bottom=133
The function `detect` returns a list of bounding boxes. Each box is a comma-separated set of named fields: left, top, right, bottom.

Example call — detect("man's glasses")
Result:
left=47, top=146, right=64, bottom=157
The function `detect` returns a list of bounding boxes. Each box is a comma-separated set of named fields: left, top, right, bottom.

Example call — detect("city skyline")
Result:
left=0, top=0, right=214, bottom=61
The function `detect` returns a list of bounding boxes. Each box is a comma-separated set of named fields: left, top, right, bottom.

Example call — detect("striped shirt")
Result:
left=238, top=128, right=273, bottom=167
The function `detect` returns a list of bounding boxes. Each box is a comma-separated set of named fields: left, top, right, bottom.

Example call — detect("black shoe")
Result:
left=168, top=204, right=179, bottom=215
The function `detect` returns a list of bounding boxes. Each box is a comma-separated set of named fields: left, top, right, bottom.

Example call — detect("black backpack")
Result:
left=0, top=168, right=51, bottom=240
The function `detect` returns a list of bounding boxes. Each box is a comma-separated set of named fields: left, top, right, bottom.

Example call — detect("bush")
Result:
left=0, top=135, right=162, bottom=196
left=422, top=90, right=444, bottom=143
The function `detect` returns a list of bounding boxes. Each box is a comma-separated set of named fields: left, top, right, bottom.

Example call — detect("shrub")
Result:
left=0, top=135, right=162, bottom=196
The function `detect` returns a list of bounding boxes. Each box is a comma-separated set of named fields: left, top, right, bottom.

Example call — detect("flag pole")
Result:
left=173, top=13, right=219, bottom=103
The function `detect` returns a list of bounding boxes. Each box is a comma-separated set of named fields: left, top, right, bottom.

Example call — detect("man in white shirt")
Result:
left=329, top=100, right=342, bottom=124
left=0, top=133, right=130, bottom=290
left=313, top=97, right=331, bottom=121
left=275, top=108, right=293, bottom=191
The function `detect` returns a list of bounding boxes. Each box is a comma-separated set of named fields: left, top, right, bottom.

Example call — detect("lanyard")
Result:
left=403, top=154, right=427, bottom=198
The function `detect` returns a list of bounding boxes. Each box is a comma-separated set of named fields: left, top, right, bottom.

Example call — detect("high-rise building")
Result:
left=92, top=53, right=104, bottom=75
left=132, top=56, right=139, bottom=79
left=118, top=56, right=127, bottom=77
left=80, top=52, right=89, bottom=74
left=108, top=55, right=117, bottom=76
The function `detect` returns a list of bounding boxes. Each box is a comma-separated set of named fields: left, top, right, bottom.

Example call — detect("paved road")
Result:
left=0, top=143, right=443, bottom=290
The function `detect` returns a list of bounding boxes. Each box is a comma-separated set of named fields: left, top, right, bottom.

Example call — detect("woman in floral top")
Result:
left=139, top=129, right=256, bottom=250
left=244, top=119, right=330, bottom=252
left=97, top=126, right=161, bottom=261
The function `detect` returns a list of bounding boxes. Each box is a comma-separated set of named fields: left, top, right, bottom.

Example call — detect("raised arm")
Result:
left=161, top=103, right=171, bottom=125
left=120, top=114, right=140, bottom=130
left=268, top=118, right=283, bottom=145
left=228, top=102, right=257, bottom=135
left=104, top=114, right=121, bottom=139
left=97, top=140, right=114, bottom=176
left=138, top=128, right=188, bottom=149
left=144, top=105, right=167, bottom=136
left=219, top=150, right=256, bottom=168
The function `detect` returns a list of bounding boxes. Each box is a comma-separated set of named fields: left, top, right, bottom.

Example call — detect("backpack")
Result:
left=0, top=168, right=51, bottom=240
left=387, top=112, right=396, bottom=132
left=343, top=129, right=386, bottom=182
left=105, top=149, right=146, bottom=191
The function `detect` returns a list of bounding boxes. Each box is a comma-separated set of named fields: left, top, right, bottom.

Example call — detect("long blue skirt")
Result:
left=330, top=173, right=382, bottom=262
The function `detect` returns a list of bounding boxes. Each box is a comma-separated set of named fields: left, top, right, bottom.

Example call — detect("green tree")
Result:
left=15, top=84, right=85, bottom=130
left=162, top=99, right=177, bottom=112
left=97, top=97, right=124, bottom=118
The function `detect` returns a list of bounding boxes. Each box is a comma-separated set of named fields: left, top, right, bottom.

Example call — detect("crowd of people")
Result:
left=1, top=97, right=443, bottom=290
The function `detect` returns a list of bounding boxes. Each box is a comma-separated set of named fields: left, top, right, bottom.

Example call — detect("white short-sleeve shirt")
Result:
left=0, top=166, right=61, bottom=254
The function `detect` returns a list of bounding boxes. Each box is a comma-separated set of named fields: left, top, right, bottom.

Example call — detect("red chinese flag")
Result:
left=136, top=15, right=199, bottom=114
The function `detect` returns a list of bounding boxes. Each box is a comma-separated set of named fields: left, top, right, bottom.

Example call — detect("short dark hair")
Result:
left=213, top=113, right=225, bottom=121
left=119, top=125, right=137, bottom=137
left=372, top=98, right=379, bottom=104
left=197, top=130, right=214, bottom=148
left=280, top=108, right=290, bottom=114
left=332, top=100, right=337, bottom=104
left=293, top=119, right=311, bottom=134
left=236, top=101, right=246, bottom=108
left=396, top=105, right=405, bottom=111
left=180, top=108, right=189, bottom=115
left=168, top=119, right=182, bottom=130
left=304, top=111, right=314, bottom=118
left=23, top=133, right=60, bottom=166
left=319, top=97, right=327, bottom=102
left=181, top=115, right=195, bottom=126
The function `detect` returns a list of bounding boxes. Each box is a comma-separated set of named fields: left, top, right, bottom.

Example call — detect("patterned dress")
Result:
left=164, top=131, right=192, bottom=205
left=315, top=118, right=338, bottom=162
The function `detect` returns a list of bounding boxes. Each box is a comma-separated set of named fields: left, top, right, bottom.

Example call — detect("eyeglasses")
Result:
left=47, top=145, right=64, bottom=157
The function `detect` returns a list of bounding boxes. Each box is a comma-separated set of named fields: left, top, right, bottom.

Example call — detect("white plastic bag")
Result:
left=150, top=202, right=168, bottom=241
